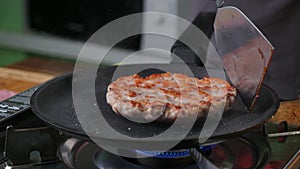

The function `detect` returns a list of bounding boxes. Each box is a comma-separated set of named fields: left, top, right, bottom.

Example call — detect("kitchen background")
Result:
left=0, top=0, right=192, bottom=66
left=0, top=0, right=299, bottom=168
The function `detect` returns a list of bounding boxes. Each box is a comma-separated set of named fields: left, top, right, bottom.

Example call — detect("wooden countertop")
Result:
left=0, top=57, right=74, bottom=93
left=0, top=67, right=54, bottom=93
left=270, top=99, right=300, bottom=127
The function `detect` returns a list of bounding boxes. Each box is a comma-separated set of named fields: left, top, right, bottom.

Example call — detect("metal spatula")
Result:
left=214, top=6, right=274, bottom=110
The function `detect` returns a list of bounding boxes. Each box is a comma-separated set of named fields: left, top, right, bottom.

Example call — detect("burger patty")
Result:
left=106, top=73, right=237, bottom=121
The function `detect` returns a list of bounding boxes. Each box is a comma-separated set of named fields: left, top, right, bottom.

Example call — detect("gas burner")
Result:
left=134, top=145, right=213, bottom=159
left=131, top=146, right=214, bottom=168
left=58, top=132, right=271, bottom=169
left=135, top=149, right=191, bottom=159
left=0, top=125, right=271, bottom=169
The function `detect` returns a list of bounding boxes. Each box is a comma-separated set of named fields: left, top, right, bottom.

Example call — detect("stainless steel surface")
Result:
left=267, top=130, right=300, bottom=138
left=57, top=138, right=100, bottom=169
left=214, top=6, right=274, bottom=110
left=216, top=0, right=224, bottom=8
left=284, top=149, right=300, bottom=169
left=0, top=31, right=170, bottom=65
left=57, top=138, right=84, bottom=169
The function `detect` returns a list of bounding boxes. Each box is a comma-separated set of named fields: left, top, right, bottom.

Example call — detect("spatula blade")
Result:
left=214, top=6, right=274, bottom=110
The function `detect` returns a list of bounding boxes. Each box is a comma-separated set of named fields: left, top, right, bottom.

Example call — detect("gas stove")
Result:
left=0, top=83, right=298, bottom=169
left=0, top=108, right=299, bottom=169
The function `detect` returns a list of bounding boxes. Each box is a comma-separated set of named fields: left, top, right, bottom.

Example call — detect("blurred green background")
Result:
left=0, top=0, right=27, bottom=66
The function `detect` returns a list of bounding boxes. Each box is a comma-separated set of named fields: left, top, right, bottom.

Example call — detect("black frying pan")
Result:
left=30, top=64, right=280, bottom=150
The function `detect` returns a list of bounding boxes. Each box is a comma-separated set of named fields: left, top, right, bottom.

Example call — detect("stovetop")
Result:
left=0, top=108, right=299, bottom=169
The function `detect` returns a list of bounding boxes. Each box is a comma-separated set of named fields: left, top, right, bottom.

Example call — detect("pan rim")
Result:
left=30, top=65, right=280, bottom=148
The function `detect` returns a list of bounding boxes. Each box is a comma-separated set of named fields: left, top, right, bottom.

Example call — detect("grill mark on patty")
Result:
left=106, top=73, right=237, bottom=121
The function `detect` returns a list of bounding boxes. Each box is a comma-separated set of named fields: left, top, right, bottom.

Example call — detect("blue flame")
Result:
left=135, top=146, right=214, bottom=159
